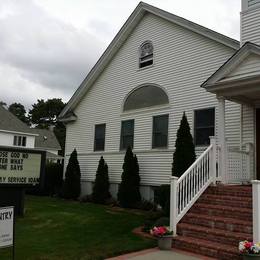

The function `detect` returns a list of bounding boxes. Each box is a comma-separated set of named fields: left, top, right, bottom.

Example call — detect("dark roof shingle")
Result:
left=0, top=105, right=34, bottom=134
left=32, top=128, right=61, bottom=150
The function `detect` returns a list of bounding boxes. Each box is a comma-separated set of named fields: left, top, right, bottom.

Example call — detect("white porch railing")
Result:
left=170, top=137, right=216, bottom=235
left=227, top=143, right=253, bottom=183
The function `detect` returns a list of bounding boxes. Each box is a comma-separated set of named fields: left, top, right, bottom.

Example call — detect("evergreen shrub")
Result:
left=117, top=146, right=141, bottom=208
left=172, top=112, right=196, bottom=177
left=92, top=156, right=111, bottom=204
left=62, top=149, right=81, bottom=199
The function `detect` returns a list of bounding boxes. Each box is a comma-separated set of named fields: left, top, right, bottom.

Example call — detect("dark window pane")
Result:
left=18, top=136, right=22, bottom=146
left=94, top=124, right=106, bottom=151
left=152, top=115, right=169, bottom=148
left=195, top=127, right=214, bottom=146
left=195, top=108, right=215, bottom=128
left=120, top=120, right=134, bottom=150
left=195, top=108, right=215, bottom=146
left=139, top=59, right=153, bottom=68
left=124, top=86, right=169, bottom=111
left=22, top=137, right=26, bottom=147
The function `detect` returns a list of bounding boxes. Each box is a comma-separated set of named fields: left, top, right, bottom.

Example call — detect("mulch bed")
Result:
left=132, top=226, right=156, bottom=240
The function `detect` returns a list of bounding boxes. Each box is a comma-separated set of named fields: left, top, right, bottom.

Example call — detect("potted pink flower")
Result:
left=239, top=241, right=260, bottom=259
left=150, top=226, right=173, bottom=250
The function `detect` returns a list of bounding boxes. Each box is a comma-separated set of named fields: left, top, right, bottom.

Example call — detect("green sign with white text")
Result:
left=0, top=150, right=42, bottom=185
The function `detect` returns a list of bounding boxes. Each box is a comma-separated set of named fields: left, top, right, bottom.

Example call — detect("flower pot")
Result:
left=243, top=254, right=260, bottom=260
left=157, top=236, right=172, bottom=250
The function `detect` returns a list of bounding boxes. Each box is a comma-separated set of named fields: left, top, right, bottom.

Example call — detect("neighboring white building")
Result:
left=0, top=106, right=61, bottom=162
left=59, top=0, right=260, bottom=201
left=0, top=105, right=37, bottom=149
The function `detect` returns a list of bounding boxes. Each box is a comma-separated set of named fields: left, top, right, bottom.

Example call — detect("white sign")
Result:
left=0, top=150, right=42, bottom=185
left=0, top=206, right=14, bottom=248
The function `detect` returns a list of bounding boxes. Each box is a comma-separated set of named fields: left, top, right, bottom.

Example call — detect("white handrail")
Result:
left=170, top=137, right=216, bottom=235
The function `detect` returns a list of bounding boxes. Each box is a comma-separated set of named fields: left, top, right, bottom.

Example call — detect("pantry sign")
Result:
left=0, top=206, right=14, bottom=248
left=0, top=148, right=43, bottom=185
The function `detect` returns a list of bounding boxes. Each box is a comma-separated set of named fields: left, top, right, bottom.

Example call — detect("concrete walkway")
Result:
left=107, top=248, right=217, bottom=260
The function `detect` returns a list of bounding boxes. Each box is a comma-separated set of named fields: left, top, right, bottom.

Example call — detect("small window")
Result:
left=139, top=41, right=153, bottom=68
left=13, top=135, right=26, bottom=147
left=120, top=120, right=134, bottom=150
left=194, top=108, right=215, bottom=146
left=94, top=124, right=106, bottom=151
left=152, top=115, right=169, bottom=148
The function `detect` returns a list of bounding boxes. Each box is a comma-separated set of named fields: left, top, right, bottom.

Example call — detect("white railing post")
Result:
left=210, top=136, right=217, bottom=185
left=218, top=96, right=227, bottom=184
left=170, top=176, right=178, bottom=236
left=252, top=180, right=260, bottom=242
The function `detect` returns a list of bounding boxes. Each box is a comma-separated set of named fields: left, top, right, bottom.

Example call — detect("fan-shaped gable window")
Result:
left=139, top=41, right=153, bottom=68
left=124, top=85, right=169, bottom=111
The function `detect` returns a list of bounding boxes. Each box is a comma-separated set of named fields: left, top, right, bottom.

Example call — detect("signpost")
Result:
left=0, top=206, right=15, bottom=259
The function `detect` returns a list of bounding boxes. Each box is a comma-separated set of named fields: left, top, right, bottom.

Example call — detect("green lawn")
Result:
left=0, top=196, right=155, bottom=260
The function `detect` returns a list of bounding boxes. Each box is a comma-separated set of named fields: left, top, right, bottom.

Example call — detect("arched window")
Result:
left=123, top=85, right=169, bottom=111
left=139, top=41, right=153, bottom=68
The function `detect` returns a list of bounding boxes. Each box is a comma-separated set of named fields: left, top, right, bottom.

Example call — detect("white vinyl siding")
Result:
left=64, top=13, right=240, bottom=188
left=248, top=0, right=260, bottom=7
left=224, top=54, right=260, bottom=81
left=241, top=7, right=260, bottom=45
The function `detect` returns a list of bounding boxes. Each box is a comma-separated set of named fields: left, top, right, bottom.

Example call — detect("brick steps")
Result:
left=182, top=212, right=252, bottom=233
left=205, top=185, right=252, bottom=197
left=177, top=223, right=252, bottom=246
left=191, top=203, right=252, bottom=220
left=173, top=236, right=242, bottom=260
left=198, top=194, right=252, bottom=208
left=172, top=185, right=252, bottom=259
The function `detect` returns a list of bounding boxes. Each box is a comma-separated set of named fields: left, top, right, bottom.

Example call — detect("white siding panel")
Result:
left=248, top=0, right=260, bottom=7
left=241, top=8, right=260, bottom=45
left=65, top=14, right=239, bottom=191
left=242, top=105, right=255, bottom=144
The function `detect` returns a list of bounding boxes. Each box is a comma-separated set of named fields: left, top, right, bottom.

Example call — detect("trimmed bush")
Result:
left=44, top=162, right=63, bottom=195
left=117, top=146, right=141, bottom=208
left=26, top=162, right=63, bottom=196
left=92, top=156, right=111, bottom=204
left=172, top=112, right=196, bottom=177
left=62, top=149, right=81, bottom=199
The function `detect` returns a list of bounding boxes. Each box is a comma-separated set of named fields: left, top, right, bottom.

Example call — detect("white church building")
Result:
left=60, top=0, right=260, bottom=196
left=59, top=0, right=260, bottom=257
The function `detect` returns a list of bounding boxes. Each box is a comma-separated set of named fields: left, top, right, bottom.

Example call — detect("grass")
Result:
left=0, top=196, right=155, bottom=260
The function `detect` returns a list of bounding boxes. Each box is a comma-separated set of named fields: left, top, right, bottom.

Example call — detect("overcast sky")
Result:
left=0, top=0, right=240, bottom=109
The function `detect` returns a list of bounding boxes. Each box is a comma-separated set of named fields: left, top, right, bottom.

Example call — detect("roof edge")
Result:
left=201, top=42, right=260, bottom=88
left=0, top=129, right=39, bottom=137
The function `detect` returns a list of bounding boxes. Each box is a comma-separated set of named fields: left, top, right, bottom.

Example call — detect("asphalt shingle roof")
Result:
left=0, top=105, right=34, bottom=134
left=32, top=128, right=61, bottom=150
